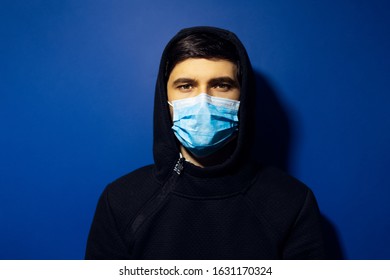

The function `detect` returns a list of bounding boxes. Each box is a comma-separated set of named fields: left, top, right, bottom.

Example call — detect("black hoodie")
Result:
left=85, top=26, right=325, bottom=259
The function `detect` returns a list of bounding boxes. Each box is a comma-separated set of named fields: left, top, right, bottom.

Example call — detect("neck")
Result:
left=179, top=137, right=237, bottom=168
left=180, top=146, right=204, bottom=167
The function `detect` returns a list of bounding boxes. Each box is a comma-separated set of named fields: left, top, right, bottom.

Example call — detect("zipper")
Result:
left=130, top=157, right=184, bottom=236
left=173, top=157, right=185, bottom=175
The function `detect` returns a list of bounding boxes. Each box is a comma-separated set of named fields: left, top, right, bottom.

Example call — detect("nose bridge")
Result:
left=198, top=81, right=209, bottom=95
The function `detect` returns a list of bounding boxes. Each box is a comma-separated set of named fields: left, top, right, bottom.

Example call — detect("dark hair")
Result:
left=165, top=32, right=240, bottom=81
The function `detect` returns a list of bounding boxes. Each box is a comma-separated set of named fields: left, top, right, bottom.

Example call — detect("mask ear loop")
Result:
left=167, top=101, right=175, bottom=121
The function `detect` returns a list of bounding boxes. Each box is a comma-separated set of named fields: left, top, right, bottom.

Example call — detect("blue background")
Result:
left=1, top=0, right=389, bottom=259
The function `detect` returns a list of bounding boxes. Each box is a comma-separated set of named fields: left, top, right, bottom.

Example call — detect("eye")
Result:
left=177, top=84, right=193, bottom=92
left=213, top=83, right=232, bottom=91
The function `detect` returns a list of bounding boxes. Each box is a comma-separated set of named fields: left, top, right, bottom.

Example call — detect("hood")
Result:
left=153, top=26, right=256, bottom=181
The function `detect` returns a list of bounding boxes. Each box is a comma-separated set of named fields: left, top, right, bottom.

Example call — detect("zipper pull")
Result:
left=173, top=157, right=185, bottom=175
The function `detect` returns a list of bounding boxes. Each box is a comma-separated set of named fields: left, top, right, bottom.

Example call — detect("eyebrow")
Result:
left=208, top=77, right=239, bottom=88
left=171, top=76, right=239, bottom=87
left=171, top=78, right=197, bottom=86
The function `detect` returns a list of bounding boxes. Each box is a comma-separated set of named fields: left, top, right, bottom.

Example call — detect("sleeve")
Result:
left=282, top=189, right=327, bottom=259
left=85, top=187, right=131, bottom=259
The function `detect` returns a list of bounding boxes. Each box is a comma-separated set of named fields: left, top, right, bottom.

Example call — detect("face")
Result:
left=167, top=58, right=240, bottom=105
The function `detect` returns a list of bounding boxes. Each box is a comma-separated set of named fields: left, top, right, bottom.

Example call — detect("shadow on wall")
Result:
left=252, top=71, right=344, bottom=259
left=252, top=71, right=290, bottom=172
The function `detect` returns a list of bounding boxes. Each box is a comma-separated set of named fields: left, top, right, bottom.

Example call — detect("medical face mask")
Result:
left=168, top=93, right=240, bottom=158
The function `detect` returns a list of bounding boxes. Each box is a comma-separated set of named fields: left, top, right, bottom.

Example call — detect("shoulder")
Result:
left=106, top=164, right=159, bottom=195
left=105, top=164, right=161, bottom=205
left=246, top=165, right=318, bottom=233
left=252, top=165, right=310, bottom=198
left=102, top=165, right=162, bottom=229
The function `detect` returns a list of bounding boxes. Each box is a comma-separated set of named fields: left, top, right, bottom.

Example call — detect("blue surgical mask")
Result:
left=168, top=93, right=240, bottom=158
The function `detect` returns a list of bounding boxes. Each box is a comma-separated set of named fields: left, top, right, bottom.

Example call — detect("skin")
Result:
left=167, top=58, right=240, bottom=167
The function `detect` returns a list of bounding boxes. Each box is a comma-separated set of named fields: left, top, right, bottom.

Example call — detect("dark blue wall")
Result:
left=1, top=0, right=389, bottom=259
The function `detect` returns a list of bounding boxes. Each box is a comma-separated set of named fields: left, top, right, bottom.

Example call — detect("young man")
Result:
left=85, top=26, right=325, bottom=259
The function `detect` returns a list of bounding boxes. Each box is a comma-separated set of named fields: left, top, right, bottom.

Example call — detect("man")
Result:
left=85, top=26, right=325, bottom=259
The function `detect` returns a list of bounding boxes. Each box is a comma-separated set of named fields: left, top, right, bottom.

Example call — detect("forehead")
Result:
left=168, top=58, right=237, bottom=80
